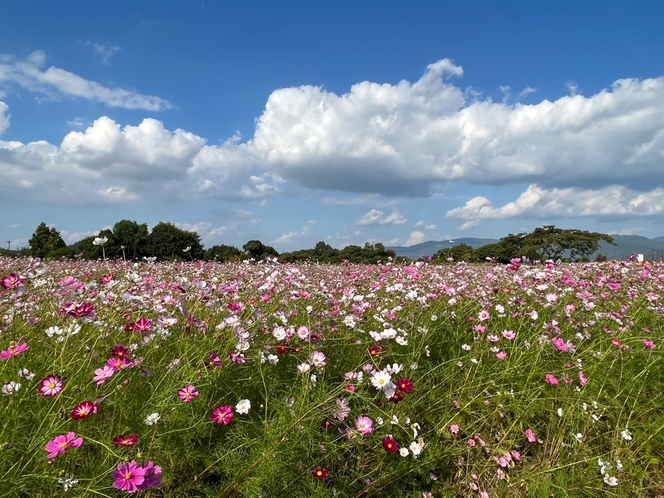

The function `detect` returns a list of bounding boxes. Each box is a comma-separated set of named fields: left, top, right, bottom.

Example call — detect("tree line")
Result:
left=430, top=226, right=615, bottom=263
left=0, top=221, right=614, bottom=264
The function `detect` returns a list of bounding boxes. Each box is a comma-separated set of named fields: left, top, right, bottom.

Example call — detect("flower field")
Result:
left=1, top=257, right=663, bottom=497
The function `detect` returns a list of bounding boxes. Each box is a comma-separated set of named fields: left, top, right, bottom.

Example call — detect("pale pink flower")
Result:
left=545, top=374, right=558, bottom=386
left=93, top=366, right=115, bottom=385
left=355, top=415, right=374, bottom=435
left=525, top=428, right=537, bottom=442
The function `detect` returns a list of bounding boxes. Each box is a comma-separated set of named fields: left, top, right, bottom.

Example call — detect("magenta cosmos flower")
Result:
left=38, top=375, right=64, bottom=397
left=71, top=401, right=97, bottom=420
left=133, top=318, right=152, bottom=332
left=1, top=273, right=23, bottom=289
left=0, top=341, right=29, bottom=360
left=113, top=434, right=139, bottom=448
left=210, top=405, right=234, bottom=425
left=45, top=432, right=83, bottom=460
left=112, top=460, right=146, bottom=493
left=382, top=436, right=399, bottom=453
left=178, top=384, right=199, bottom=403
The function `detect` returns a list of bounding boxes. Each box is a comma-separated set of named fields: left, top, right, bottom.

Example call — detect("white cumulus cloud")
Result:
left=356, top=209, right=407, bottom=226
left=446, top=184, right=664, bottom=229
left=0, top=51, right=171, bottom=110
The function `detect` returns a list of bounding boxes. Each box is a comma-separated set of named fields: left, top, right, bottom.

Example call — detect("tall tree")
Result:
left=242, top=240, right=278, bottom=260
left=113, top=220, right=149, bottom=260
left=205, top=244, right=242, bottom=262
left=28, top=222, right=66, bottom=258
left=148, top=222, right=204, bottom=261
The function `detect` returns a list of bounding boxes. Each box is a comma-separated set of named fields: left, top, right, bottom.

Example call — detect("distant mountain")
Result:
left=388, top=235, right=664, bottom=261
left=597, top=235, right=664, bottom=261
left=387, top=238, right=498, bottom=259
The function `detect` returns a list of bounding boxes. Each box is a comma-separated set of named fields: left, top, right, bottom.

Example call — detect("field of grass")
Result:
left=1, top=257, right=663, bottom=497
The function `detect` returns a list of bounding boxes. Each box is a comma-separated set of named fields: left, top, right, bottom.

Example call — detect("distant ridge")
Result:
left=387, top=235, right=664, bottom=261
left=387, top=238, right=498, bottom=259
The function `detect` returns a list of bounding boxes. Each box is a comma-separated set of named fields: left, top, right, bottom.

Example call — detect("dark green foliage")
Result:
left=28, top=222, right=66, bottom=258
left=112, top=219, right=149, bottom=260
left=242, top=240, right=279, bottom=260
left=338, top=242, right=395, bottom=264
left=432, top=242, right=477, bottom=262
left=204, top=244, right=242, bottom=262
left=149, top=222, right=205, bottom=261
left=440, top=227, right=615, bottom=264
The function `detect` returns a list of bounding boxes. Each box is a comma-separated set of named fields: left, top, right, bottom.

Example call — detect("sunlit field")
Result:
left=1, top=257, right=662, bottom=497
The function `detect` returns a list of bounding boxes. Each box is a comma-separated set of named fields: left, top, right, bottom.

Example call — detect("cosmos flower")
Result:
left=38, top=375, right=64, bottom=397
left=45, top=432, right=83, bottom=460
left=210, top=405, right=234, bottom=425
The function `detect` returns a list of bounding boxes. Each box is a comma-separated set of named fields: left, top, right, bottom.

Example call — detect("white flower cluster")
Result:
left=598, top=457, right=622, bottom=487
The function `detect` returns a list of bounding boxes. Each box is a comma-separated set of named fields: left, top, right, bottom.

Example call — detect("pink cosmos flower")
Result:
left=178, top=384, right=199, bottom=403
left=642, top=340, right=656, bottom=349
left=45, top=432, right=83, bottom=460
left=1, top=273, right=23, bottom=289
left=107, top=357, right=132, bottom=371
left=94, top=365, right=116, bottom=385
left=38, top=375, right=64, bottom=397
left=211, top=405, right=234, bottom=425
left=133, top=318, right=152, bottom=332
left=578, top=371, right=588, bottom=386
left=551, top=337, right=568, bottom=352
left=112, top=460, right=146, bottom=493
left=355, top=415, right=374, bottom=435
left=71, top=401, right=97, bottom=420
left=525, top=428, right=537, bottom=442
left=545, top=374, right=559, bottom=386
left=140, top=461, right=162, bottom=489
left=501, top=330, right=516, bottom=340
left=450, top=424, right=460, bottom=435
left=1, top=342, right=29, bottom=360
left=495, top=352, right=507, bottom=360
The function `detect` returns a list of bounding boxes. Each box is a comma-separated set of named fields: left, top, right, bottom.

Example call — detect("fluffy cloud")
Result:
left=0, top=101, right=8, bottom=134
left=3, top=58, right=664, bottom=221
left=0, top=117, right=277, bottom=206
left=356, top=209, right=407, bottom=226
left=405, top=231, right=426, bottom=246
left=0, top=51, right=170, bottom=110
left=244, top=60, right=664, bottom=196
left=274, top=220, right=316, bottom=245
left=414, top=220, right=436, bottom=230
left=446, top=184, right=664, bottom=229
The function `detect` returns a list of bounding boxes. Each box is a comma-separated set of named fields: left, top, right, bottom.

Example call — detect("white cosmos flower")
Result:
left=621, top=429, right=632, bottom=441
left=93, top=237, right=108, bottom=246
left=236, top=399, right=251, bottom=414
left=2, top=381, right=21, bottom=395
left=144, top=412, right=160, bottom=425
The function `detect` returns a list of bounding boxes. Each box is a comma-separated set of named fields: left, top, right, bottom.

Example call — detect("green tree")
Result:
left=434, top=243, right=477, bottom=262
left=242, top=240, right=279, bottom=260
left=205, top=244, right=242, bottom=262
left=113, top=220, right=149, bottom=260
left=28, top=222, right=66, bottom=258
left=148, top=222, right=205, bottom=261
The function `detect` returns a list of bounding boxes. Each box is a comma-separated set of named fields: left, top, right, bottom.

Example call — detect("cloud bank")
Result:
left=2, top=57, right=664, bottom=225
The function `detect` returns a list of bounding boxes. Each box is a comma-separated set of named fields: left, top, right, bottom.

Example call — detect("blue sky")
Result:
left=2, top=0, right=664, bottom=251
